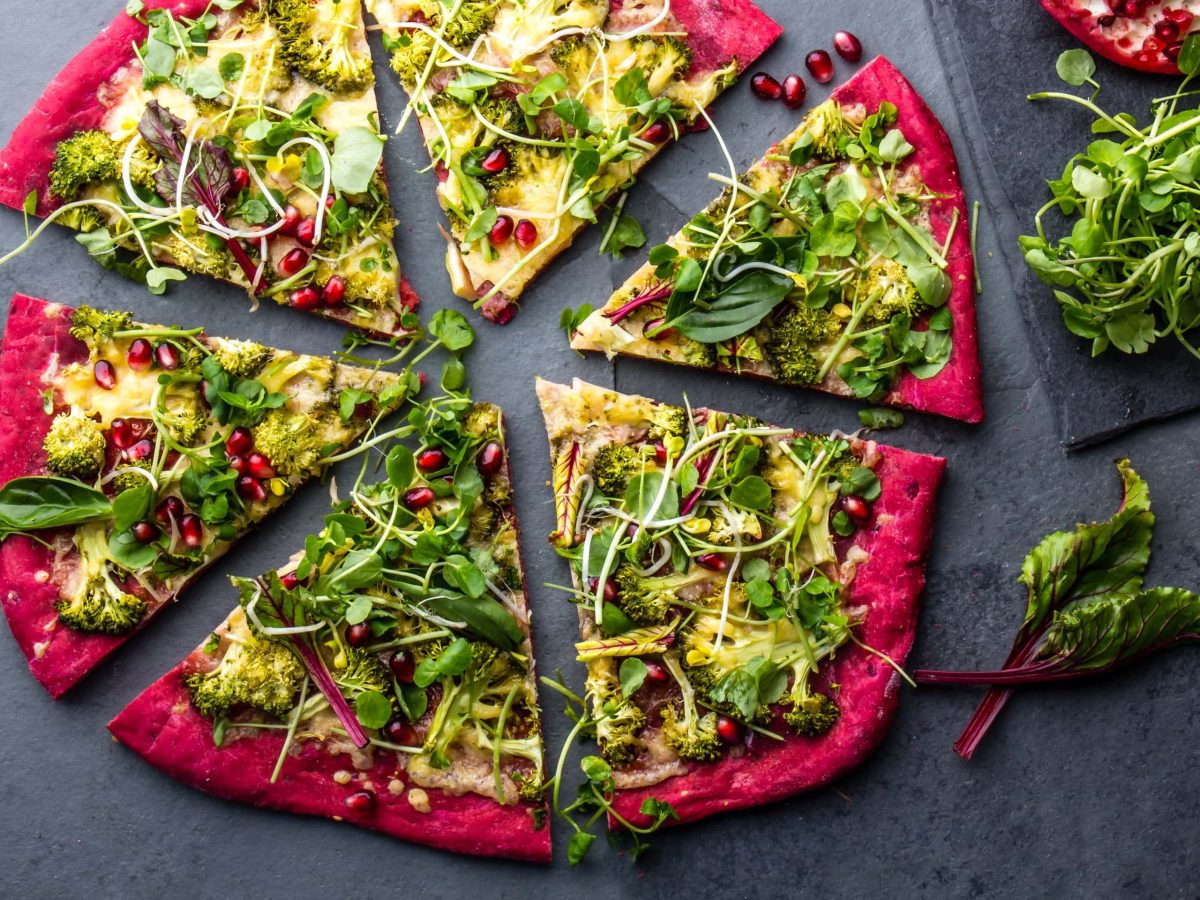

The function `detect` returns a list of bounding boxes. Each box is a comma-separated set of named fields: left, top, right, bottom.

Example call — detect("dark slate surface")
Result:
left=934, top=0, right=1200, bottom=446
left=0, top=2, right=1197, bottom=898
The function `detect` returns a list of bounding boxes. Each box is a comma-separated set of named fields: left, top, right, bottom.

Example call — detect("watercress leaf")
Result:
left=428, top=308, right=476, bottom=351
left=464, top=205, right=498, bottom=243
left=112, top=484, right=154, bottom=531
left=145, top=266, right=187, bottom=295
left=677, top=462, right=700, bottom=496
left=567, top=831, right=596, bottom=865
left=1056, top=48, right=1096, bottom=86
left=330, top=126, right=384, bottom=194
left=443, top=554, right=486, bottom=598
left=809, top=211, right=858, bottom=257
left=840, top=466, right=882, bottom=501
left=330, top=549, right=383, bottom=592
left=218, top=52, right=245, bottom=81
left=832, top=509, right=855, bottom=536
left=344, top=596, right=373, bottom=625
left=1179, top=33, right=1200, bottom=76
left=619, top=657, right=647, bottom=697
left=1071, top=165, right=1111, bottom=199
left=354, top=690, right=393, bottom=729
left=108, top=529, right=158, bottom=569
left=386, top=446, right=415, bottom=490
left=1104, top=311, right=1156, bottom=353
left=730, top=475, right=772, bottom=510
left=441, top=357, right=467, bottom=391
left=601, top=213, right=646, bottom=259
left=624, top=471, right=680, bottom=521
left=0, top=477, right=112, bottom=532
left=600, top=601, right=637, bottom=636
left=648, top=244, right=678, bottom=266
left=553, top=98, right=601, bottom=134
left=878, top=128, right=915, bottom=162
left=184, top=67, right=225, bottom=99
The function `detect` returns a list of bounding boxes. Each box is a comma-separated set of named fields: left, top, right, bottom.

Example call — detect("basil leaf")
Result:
left=112, top=484, right=154, bottom=531
left=423, top=595, right=524, bottom=651
left=0, top=477, right=112, bottom=532
left=108, top=530, right=158, bottom=569
left=674, top=270, right=792, bottom=343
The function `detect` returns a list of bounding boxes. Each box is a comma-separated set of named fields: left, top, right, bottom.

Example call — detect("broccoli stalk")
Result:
left=186, top=634, right=305, bottom=719
left=55, top=523, right=148, bottom=634
left=612, top=563, right=713, bottom=626
left=658, top=652, right=722, bottom=762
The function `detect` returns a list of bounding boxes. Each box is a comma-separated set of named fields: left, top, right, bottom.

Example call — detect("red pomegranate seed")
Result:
left=228, top=455, right=249, bottom=476
left=642, top=316, right=676, bottom=341
left=642, top=121, right=671, bottom=143
left=278, top=247, right=309, bottom=277
left=131, top=521, right=157, bottom=544
left=696, top=553, right=728, bottom=572
left=480, top=146, right=509, bottom=174
left=231, top=167, right=250, bottom=193
left=416, top=448, right=448, bottom=471
left=643, top=660, right=668, bottom=683
left=126, top=338, right=153, bottom=371
left=344, top=790, right=375, bottom=813
left=404, top=486, right=435, bottom=509
left=226, top=426, right=254, bottom=457
left=477, top=441, right=504, bottom=476
left=749, top=71, right=782, bottom=100
left=110, top=418, right=134, bottom=450
left=389, top=652, right=415, bottom=683
left=346, top=622, right=371, bottom=647
left=126, top=439, right=153, bottom=462
left=289, top=286, right=321, bottom=310
left=247, top=452, right=276, bottom=479
left=1166, top=9, right=1194, bottom=27
left=93, top=360, right=116, bottom=390
left=294, top=217, right=317, bottom=246
left=384, top=720, right=417, bottom=745
left=782, top=73, right=807, bottom=109
left=179, top=513, right=204, bottom=548
left=1166, top=40, right=1184, bottom=60
left=1144, top=35, right=1164, bottom=53
left=1156, top=19, right=1181, bottom=41
left=587, top=577, right=618, bottom=603
left=155, top=496, right=184, bottom=524
left=154, top=342, right=181, bottom=370
left=1097, top=13, right=1116, bottom=25
left=716, top=715, right=742, bottom=745
left=237, top=475, right=267, bottom=502
left=514, top=218, right=538, bottom=250
left=1121, top=0, right=1145, bottom=14
left=489, top=214, right=514, bottom=246
left=322, top=275, right=346, bottom=307
left=832, top=30, right=863, bottom=62
left=653, top=441, right=668, bottom=465
left=277, top=204, right=302, bottom=235
left=842, top=495, right=871, bottom=527
left=806, top=50, right=835, bottom=83
left=325, top=194, right=336, bottom=209
left=280, top=571, right=301, bottom=590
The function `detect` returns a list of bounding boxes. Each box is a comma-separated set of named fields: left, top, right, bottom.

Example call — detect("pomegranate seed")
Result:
left=344, top=790, right=375, bottom=813
left=322, top=275, right=346, bottom=307
left=643, top=317, right=676, bottom=341
left=1166, top=40, right=1185, bottom=60
left=384, top=719, right=417, bottom=745
left=126, top=439, right=153, bottom=462
left=179, top=513, right=204, bottom=548
left=653, top=441, right=668, bottom=465
left=346, top=622, right=371, bottom=647
left=228, top=455, right=249, bottom=475
left=280, top=571, right=301, bottom=590
left=480, top=146, right=509, bottom=174
left=514, top=219, right=538, bottom=250
left=294, top=217, right=317, bottom=246
left=1144, top=35, right=1164, bottom=53
left=155, top=496, right=184, bottom=524
left=289, top=286, right=321, bottom=310
left=247, top=452, right=276, bottom=479
left=231, top=167, right=250, bottom=192
left=1122, top=0, right=1145, bottom=14
left=806, top=50, right=835, bottom=83
left=749, top=71, right=782, bottom=100
left=278, top=247, right=309, bottom=277
left=1156, top=20, right=1181, bottom=41
left=716, top=715, right=742, bottom=745
left=781, top=73, right=807, bottom=109
left=237, top=475, right=267, bottom=502
left=644, top=660, right=668, bottom=683
left=642, top=121, right=671, bottom=143
left=416, top=448, right=448, bottom=471
left=1097, top=13, right=1116, bottom=26
left=226, top=427, right=254, bottom=456
left=154, top=342, right=181, bottom=370
left=489, top=214, right=514, bottom=246
left=696, top=553, right=728, bottom=572
left=404, top=486, right=435, bottom=509
left=131, top=521, right=157, bottom=543
left=832, top=30, right=863, bottom=62
left=325, top=194, right=336, bottom=209
left=477, top=441, right=504, bottom=476
left=842, top=495, right=871, bottom=527
left=1167, top=9, right=1194, bottom=27
left=126, top=338, right=153, bottom=370
left=277, top=204, right=302, bottom=235
left=389, top=652, right=415, bottom=683
left=93, top=360, right=116, bottom=390
left=587, top=577, right=618, bottom=603
left=110, top=418, right=135, bottom=450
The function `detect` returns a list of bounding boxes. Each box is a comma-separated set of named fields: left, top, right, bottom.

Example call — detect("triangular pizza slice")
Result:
left=0, top=293, right=407, bottom=697
left=367, top=0, right=781, bottom=323
left=0, top=0, right=417, bottom=336
left=536, top=377, right=944, bottom=828
left=110, top=398, right=550, bottom=861
left=571, top=56, right=984, bottom=423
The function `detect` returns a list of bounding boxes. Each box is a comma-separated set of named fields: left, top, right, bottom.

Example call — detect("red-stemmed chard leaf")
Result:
left=603, top=281, right=674, bottom=325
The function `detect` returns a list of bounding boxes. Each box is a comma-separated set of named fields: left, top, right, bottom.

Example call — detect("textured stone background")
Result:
left=0, top=1, right=1196, bottom=897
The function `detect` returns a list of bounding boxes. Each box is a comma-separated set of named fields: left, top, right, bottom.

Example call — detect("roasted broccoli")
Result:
left=110, top=460, right=155, bottom=495
left=68, top=305, right=133, bottom=346
left=763, top=305, right=840, bottom=385
left=159, top=389, right=209, bottom=447
left=612, top=562, right=713, bottom=626
left=155, top=233, right=230, bottom=278
left=646, top=403, right=690, bottom=442
left=388, top=29, right=435, bottom=84
left=55, top=523, right=148, bottom=635
left=679, top=337, right=717, bottom=369
left=267, top=0, right=374, bottom=94
left=658, top=652, right=722, bottom=762
left=213, top=339, right=273, bottom=379
left=804, top=99, right=856, bottom=161
left=784, top=688, right=840, bottom=737
left=314, top=260, right=396, bottom=307
left=42, top=410, right=106, bottom=481
left=251, top=408, right=327, bottom=476
left=463, top=402, right=501, bottom=439
left=186, top=633, right=305, bottom=719
left=334, top=647, right=389, bottom=696
left=48, top=130, right=122, bottom=200
left=585, top=658, right=646, bottom=768
left=57, top=204, right=106, bottom=233
left=440, top=0, right=496, bottom=48
left=590, top=442, right=644, bottom=496
left=857, top=259, right=926, bottom=323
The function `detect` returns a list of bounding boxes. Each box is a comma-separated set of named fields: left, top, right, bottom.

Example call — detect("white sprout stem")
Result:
left=392, top=1, right=465, bottom=136
left=242, top=154, right=287, bottom=216
left=100, top=465, right=159, bottom=492
left=0, top=198, right=161, bottom=269
left=709, top=501, right=743, bottom=657
left=471, top=105, right=567, bottom=150
left=121, top=138, right=164, bottom=215
left=603, top=0, right=672, bottom=41
left=244, top=590, right=326, bottom=635
left=277, top=136, right=332, bottom=240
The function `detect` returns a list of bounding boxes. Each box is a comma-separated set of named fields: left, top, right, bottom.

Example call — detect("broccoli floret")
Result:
left=154, top=233, right=230, bottom=278
left=55, top=523, right=148, bottom=635
left=763, top=305, right=839, bottom=385
left=335, top=647, right=389, bottom=695
left=440, top=0, right=495, bottom=48
left=476, top=94, right=524, bottom=136
left=463, top=402, right=501, bottom=439
left=646, top=403, right=689, bottom=442
left=110, top=461, right=154, bottom=495
left=804, top=99, right=856, bottom=161
left=857, top=259, right=926, bottom=323
left=48, top=130, right=122, bottom=200
left=267, top=0, right=374, bottom=94
left=42, top=410, right=106, bottom=481
left=314, top=260, right=396, bottom=307
left=68, top=305, right=133, bottom=346
left=612, top=562, right=712, bottom=626
left=388, top=29, right=435, bottom=84
left=585, top=658, right=646, bottom=768
left=708, top=508, right=763, bottom=545
left=186, top=634, right=305, bottom=719
left=57, top=204, right=106, bottom=233
left=783, top=691, right=840, bottom=737
left=658, top=652, right=722, bottom=762
left=590, top=442, right=644, bottom=496
left=212, top=339, right=273, bottom=379
left=159, top=389, right=209, bottom=447
left=251, top=408, right=327, bottom=476
left=680, top=338, right=717, bottom=369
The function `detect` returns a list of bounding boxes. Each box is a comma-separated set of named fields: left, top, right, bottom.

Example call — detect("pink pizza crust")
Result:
left=610, top=443, right=946, bottom=829
left=668, top=0, right=783, bottom=75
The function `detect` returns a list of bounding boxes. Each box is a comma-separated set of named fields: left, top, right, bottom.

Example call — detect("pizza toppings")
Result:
left=806, top=49, right=835, bottom=83
left=833, top=31, right=864, bottom=63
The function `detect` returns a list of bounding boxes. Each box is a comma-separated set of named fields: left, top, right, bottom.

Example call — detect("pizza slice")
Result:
left=109, top=398, right=550, bottom=861
left=536, top=377, right=944, bottom=828
left=366, top=0, right=781, bottom=322
left=0, top=293, right=409, bottom=698
left=0, top=0, right=417, bottom=336
left=571, top=56, right=984, bottom=424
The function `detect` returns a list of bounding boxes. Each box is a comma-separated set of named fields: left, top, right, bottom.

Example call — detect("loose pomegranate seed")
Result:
left=346, top=622, right=371, bottom=647
left=750, top=71, right=782, bottom=100
left=278, top=247, right=309, bottom=277
left=280, top=571, right=301, bottom=590
left=126, top=338, right=153, bottom=371
left=247, top=452, right=276, bottom=479
left=289, top=286, right=321, bottom=310
left=489, top=214, right=514, bottom=246
left=477, top=441, right=504, bottom=476
left=344, top=790, right=375, bottom=813
left=231, top=167, right=250, bottom=193
left=782, top=73, right=807, bottom=109
left=404, top=486, right=435, bottom=509
left=514, top=218, right=538, bottom=250
left=277, top=204, right=302, bottom=235
left=226, top=426, right=254, bottom=457
left=131, top=521, right=157, bottom=543
left=587, top=577, right=618, bottom=603
left=653, top=442, right=668, bottom=465
left=644, top=660, right=668, bottom=683
left=480, top=146, right=509, bottom=174
left=832, top=30, right=863, bottom=62
left=389, top=652, right=415, bottom=683
left=322, top=275, right=346, bottom=307
left=93, top=360, right=116, bottom=390
left=696, top=553, right=728, bottom=572
left=842, top=495, right=871, bottom=527
left=237, top=475, right=267, bottom=502
left=642, top=121, right=671, bottom=143
left=416, top=448, right=448, bottom=471
left=716, top=715, right=742, bottom=745
left=155, top=496, right=184, bottom=524
left=806, top=50, right=835, bottom=83
left=1122, top=0, right=1145, bottom=14
left=294, top=217, right=317, bottom=246
left=179, top=513, right=204, bottom=548
left=154, top=342, right=181, bottom=370
left=110, top=418, right=135, bottom=450
left=384, top=719, right=418, bottom=745
left=126, top=439, right=153, bottom=462
left=642, top=317, right=676, bottom=341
